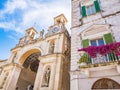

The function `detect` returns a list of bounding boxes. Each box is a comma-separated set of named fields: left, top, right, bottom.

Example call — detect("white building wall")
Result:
left=71, top=0, right=120, bottom=90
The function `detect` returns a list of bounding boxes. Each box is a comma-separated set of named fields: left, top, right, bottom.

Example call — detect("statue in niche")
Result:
left=49, top=42, right=54, bottom=54
left=41, top=68, right=51, bottom=87
left=39, top=29, right=44, bottom=39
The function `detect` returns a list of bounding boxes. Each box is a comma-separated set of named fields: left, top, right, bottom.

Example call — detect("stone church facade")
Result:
left=0, top=14, right=70, bottom=90
left=1, top=0, right=120, bottom=90
left=71, top=0, right=120, bottom=90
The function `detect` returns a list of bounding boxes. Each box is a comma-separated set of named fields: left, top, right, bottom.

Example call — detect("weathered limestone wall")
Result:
left=71, top=0, right=120, bottom=90
left=71, top=0, right=120, bottom=71
left=74, top=65, right=120, bottom=90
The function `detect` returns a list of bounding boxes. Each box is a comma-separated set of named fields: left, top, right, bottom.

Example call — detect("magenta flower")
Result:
left=78, top=42, right=120, bottom=58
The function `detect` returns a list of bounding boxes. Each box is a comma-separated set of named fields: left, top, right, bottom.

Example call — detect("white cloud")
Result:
left=0, top=0, right=71, bottom=35
left=1, top=0, right=27, bottom=14
left=0, top=21, right=16, bottom=30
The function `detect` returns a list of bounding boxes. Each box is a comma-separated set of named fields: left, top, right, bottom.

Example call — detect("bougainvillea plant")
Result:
left=77, top=54, right=89, bottom=64
left=78, top=42, right=120, bottom=58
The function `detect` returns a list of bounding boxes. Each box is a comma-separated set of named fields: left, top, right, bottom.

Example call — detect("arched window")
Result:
left=49, top=40, right=55, bottom=54
left=41, top=66, right=51, bottom=87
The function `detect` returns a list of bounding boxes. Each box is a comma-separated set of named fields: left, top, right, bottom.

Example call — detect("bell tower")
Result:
left=33, top=14, right=70, bottom=90
left=54, top=14, right=67, bottom=26
left=26, top=27, right=38, bottom=40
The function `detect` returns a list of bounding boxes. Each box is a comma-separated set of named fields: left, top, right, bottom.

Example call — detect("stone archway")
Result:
left=16, top=51, right=41, bottom=90
left=92, top=78, right=120, bottom=89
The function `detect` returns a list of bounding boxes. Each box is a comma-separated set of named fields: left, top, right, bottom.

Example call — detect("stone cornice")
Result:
left=0, top=62, right=23, bottom=69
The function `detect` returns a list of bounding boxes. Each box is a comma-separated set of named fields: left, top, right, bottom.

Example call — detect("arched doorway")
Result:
left=92, top=78, right=120, bottom=89
left=17, top=52, right=41, bottom=90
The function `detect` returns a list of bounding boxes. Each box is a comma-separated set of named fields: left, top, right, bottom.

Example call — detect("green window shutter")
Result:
left=82, top=6, right=87, bottom=17
left=82, top=39, right=89, bottom=48
left=94, top=0, right=101, bottom=12
left=104, top=33, right=114, bottom=44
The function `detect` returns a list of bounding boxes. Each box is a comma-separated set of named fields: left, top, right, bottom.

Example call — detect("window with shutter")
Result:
left=82, top=6, right=87, bottom=17
left=91, top=38, right=104, bottom=46
left=82, top=39, right=89, bottom=48
left=104, top=33, right=115, bottom=61
left=82, top=39, right=92, bottom=63
left=81, top=0, right=101, bottom=17
left=86, top=5, right=96, bottom=15
left=94, top=0, right=101, bottom=12
left=104, top=33, right=114, bottom=44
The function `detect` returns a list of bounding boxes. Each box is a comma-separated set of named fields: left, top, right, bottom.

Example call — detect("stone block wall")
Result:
left=71, top=0, right=120, bottom=90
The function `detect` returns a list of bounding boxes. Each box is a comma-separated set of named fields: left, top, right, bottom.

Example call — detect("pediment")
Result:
left=81, top=0, right=93, bottom=6
left=81, top=24, right=110, bottom=38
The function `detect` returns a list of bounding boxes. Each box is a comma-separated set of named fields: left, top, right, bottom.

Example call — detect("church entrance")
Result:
left=16, top=52, right=41, bottom=90
left=92, top=78, right=120, bottom=89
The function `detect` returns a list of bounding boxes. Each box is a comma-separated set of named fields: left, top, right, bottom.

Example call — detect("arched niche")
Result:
left=92, top=78, right=120, bottom=89
left=41, top=65, right=51, bottom=87
left=49, top=40, right=55, bottom=54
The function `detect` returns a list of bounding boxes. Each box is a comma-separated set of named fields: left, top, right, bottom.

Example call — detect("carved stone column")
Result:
left=49, top=62, right=56, bottom=90
left=54, top=56, right=63, bottom=90
left=34, top=62, right=44, bottom=90
left=0, top=68, right=5, bottom=89
left=5, top=64, right=23, bottom=90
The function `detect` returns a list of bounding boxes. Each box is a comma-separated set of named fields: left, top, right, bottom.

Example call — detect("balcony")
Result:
left=78, top=42, right=120, bottom=68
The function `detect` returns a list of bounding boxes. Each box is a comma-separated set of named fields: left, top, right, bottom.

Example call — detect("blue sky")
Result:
left=0, top=0, right=71, bottom=60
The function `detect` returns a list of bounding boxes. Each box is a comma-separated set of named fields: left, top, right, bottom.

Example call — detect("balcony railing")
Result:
left=79, top=52, right=120, bottom=65
left=78, top=42, right=120, bottom=66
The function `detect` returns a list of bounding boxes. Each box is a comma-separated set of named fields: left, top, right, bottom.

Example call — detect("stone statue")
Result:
left=39, top=29, right=44, bottom=39
left=42, top=68, right=51, bottom=87
left=49, top=44, right=54, bottom=54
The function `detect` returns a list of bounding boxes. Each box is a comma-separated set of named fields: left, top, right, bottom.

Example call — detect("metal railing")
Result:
left=79, top=51, right=120, bottom=65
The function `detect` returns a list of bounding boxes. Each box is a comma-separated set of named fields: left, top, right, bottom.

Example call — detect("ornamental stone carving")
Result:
left=92, top=78, right=120, bottom=89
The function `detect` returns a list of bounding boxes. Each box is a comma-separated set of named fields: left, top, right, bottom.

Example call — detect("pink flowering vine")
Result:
left=78, top=42, right=120, bottom=58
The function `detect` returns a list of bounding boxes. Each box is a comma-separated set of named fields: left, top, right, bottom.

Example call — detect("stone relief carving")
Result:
left=17, top=35, right=36, bottom=47
left=92, top=78, right=120, bottom=89
left=41, top=67, right=51, bottom=87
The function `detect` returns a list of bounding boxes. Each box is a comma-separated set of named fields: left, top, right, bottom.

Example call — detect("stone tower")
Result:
left=71, top=0, right=120, bottom=90
left=0, top=14, right=70, bottom=90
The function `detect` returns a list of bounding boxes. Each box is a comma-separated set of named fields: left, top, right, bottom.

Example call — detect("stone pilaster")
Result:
left=54, top=56, right=63, bottom=90
left=5, top=64, right=22, bottom=90
left=33, top=62, right=44, bottom=90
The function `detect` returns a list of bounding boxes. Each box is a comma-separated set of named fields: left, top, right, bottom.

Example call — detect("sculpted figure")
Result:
left=39, top=29, right=44, bottom=39
left=42, top=68, right=51, bottom=87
